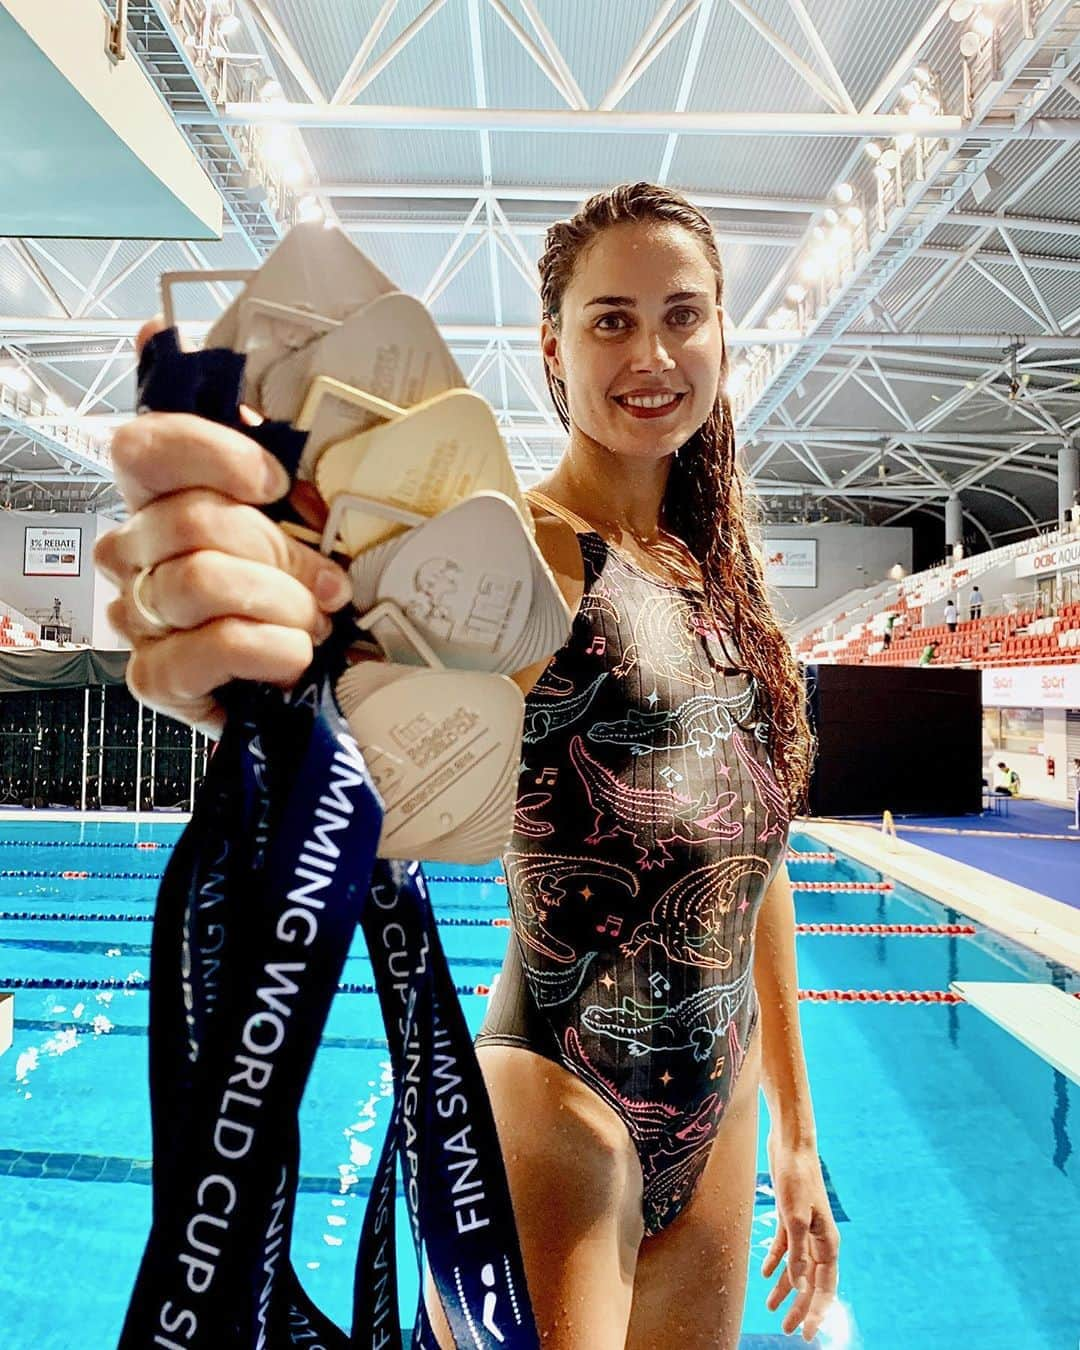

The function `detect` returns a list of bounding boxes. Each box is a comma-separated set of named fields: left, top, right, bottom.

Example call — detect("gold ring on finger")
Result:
left=131, top=564, right=170, bottom=634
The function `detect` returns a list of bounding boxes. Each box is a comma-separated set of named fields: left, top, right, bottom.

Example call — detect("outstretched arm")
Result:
left=753, top=865, right=815, bottom=1146
left=752, top=864, right=840, bottom=1343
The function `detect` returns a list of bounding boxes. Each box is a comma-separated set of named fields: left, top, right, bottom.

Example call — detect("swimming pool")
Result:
left=0, top=818, right=1077, bottom=1349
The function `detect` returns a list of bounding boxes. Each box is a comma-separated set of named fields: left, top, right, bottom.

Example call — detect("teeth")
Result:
left=621, top=393, right=680, bottom=409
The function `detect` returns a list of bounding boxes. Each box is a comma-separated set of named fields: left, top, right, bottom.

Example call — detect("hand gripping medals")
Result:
left=122, top=223, right=562, bottom=1350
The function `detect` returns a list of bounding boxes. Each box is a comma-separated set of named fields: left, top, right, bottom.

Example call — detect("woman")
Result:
left=96, top=183, right=838, bottom=1348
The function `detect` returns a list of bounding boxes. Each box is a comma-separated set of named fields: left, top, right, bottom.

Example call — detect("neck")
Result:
left=543, top=424, right=674, bottom=538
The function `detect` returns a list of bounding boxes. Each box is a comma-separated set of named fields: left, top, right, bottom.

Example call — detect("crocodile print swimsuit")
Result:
left=476, top=493, right=790, bottom=1235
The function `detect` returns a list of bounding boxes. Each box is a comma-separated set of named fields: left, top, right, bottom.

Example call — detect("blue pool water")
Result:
left=0, top=818, right=1077, bottom=1349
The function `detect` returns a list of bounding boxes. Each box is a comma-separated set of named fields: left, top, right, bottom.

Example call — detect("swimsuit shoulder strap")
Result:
left=526, top=488, right=597, bottom=537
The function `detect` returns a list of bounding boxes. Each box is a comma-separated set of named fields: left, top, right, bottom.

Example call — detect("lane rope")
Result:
left=0, top=839, right=172, bottom=850
left=790, top=880, right=893, bottom=892
left=0, top=909, right=513, bottom=928
left=1, top=976, right=976, bottom=1003
left=0, top=913, right=978, bottom=937
left=796, top=923, right=975, bottom=935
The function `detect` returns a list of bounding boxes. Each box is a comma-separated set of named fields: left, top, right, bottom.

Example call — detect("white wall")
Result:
left=982, top=707, right=1075, bottom=805
left=0, top=510, right=125, bottom=647
left=762, top=523, right=913, bottom=626
left=0, top=510, right=96, bottom=642
left=999, top=709, right=1073, bottom=805
left=91, top=517, right=125, bottom=648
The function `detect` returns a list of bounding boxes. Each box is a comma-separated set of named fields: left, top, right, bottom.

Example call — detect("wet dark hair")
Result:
left=538, top=182, right=813, bottom=811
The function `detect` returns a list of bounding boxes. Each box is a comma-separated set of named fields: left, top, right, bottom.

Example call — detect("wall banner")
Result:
left=1015, top=539, right=1080, bottom=580
left=982, top=665, right=1080, bottom=709
left=764, top=538, right=817, bottom=588
left=23, top=526, right=81, bottom=577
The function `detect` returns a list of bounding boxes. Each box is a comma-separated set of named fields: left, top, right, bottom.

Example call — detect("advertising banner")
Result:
left=1015, top=539, right=1080, bottom=579
left=982, top=665, right=1080, bottom=709
left=764, top=538, right=817, bottom=588
left=23, top=526, right=81, bottom=577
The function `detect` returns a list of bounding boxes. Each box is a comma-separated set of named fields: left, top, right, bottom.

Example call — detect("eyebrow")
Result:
left=584, top=291, right=706, bottom=308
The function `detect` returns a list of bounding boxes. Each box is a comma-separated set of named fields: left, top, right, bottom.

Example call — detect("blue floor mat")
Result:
left=833, top=801, right=1080, bottom=910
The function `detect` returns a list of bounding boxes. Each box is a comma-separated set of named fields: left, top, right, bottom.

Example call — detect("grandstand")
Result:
left=0, top=601, right=40, bottom=651
left=794, top=524, right=1080, bottom=672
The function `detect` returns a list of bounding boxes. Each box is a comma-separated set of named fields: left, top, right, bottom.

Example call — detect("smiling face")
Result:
left=542, top=220, right=725, bottom=462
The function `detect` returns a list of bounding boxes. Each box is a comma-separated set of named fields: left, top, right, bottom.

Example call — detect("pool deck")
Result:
left=886, top=799, right=1079, bottom=910
left=799, top=815, right=1080, bottom=974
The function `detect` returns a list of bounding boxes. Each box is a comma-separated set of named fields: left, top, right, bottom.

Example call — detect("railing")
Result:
left=135, top=0, right=304, bottom=236
left=731, top=0, right=1073, bottom=425
left=0, top=383, right=112, bottom=474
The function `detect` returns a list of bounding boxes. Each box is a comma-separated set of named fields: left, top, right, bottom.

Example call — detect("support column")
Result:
left=1059, top=439, right=1079, bottom=527
left=80, top=687, right=89, bottom=813
left=946, top=493, right=964, bottom=560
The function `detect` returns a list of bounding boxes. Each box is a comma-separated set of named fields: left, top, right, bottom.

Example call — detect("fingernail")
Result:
left=262, top=458, right=291, bottom=500
left=315, top=568, right=351, bottom=609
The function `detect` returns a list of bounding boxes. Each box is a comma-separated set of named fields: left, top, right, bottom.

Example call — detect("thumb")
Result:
left=136, top=315, right=167, bottom=358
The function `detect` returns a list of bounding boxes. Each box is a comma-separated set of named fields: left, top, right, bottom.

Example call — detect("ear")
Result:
left=541, top=316, right=564, bottom=383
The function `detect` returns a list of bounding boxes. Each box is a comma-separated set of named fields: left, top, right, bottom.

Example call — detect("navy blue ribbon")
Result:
left=118, top=333, right=538, bottom=1349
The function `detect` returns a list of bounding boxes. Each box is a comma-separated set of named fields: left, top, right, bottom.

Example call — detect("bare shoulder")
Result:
left=529, top=496, right=585, bottom=607
left=505, top=496, right=585, bottom=699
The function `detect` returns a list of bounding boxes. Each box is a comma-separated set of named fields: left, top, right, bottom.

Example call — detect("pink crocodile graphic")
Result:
left=569, top=735, right=742, bottom=869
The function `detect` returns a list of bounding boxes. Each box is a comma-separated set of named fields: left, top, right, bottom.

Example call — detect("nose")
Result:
left=628, top=325, right=676, bottom=375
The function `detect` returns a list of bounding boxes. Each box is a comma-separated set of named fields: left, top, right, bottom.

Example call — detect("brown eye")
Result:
left=596, top=312, right=630, bottom=332
left=670, top=307, right=700, bottom=327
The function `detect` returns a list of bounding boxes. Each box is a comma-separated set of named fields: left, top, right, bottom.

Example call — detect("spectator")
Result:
left=969, top=585, right=983, bottom=621
left=944, top=597, right=958, bottom=632
left=992, top=760, right=1020, bottom=797
left=882, top=613, right=896, bottom=649
left=918, top=641, right=937, bottom=666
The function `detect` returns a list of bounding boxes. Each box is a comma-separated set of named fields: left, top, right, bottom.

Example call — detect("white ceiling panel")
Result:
left=0, top=0, right=1076, bottom=543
